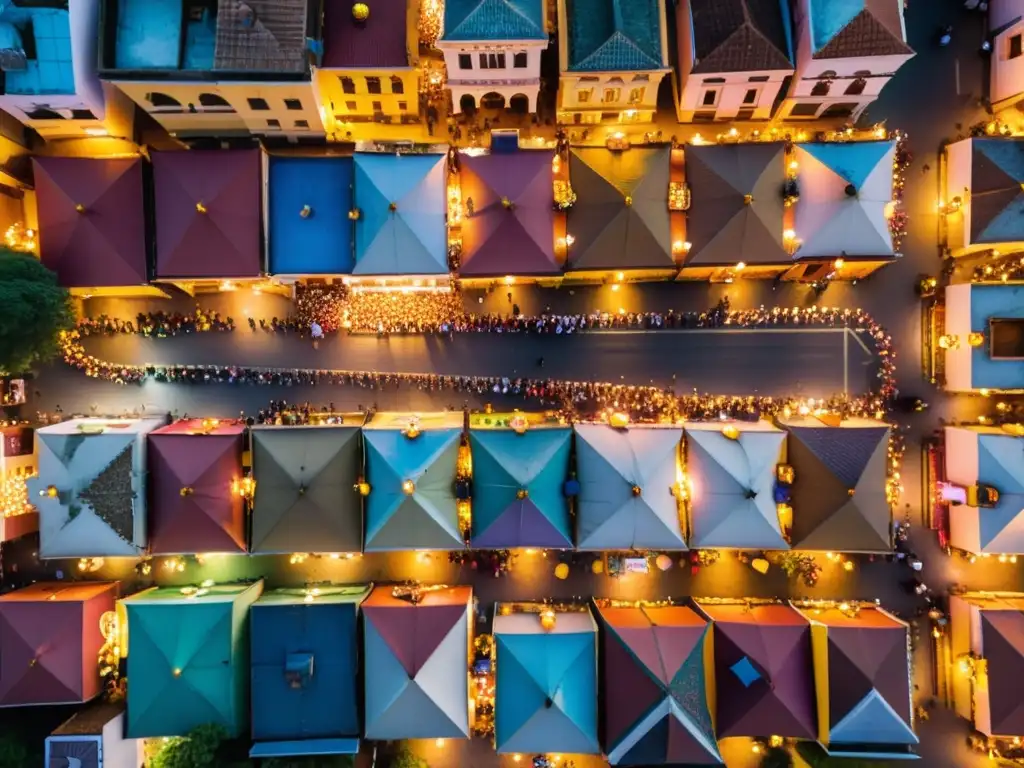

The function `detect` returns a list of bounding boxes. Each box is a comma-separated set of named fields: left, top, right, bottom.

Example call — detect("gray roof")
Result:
left=214, top=0, right=310, bottom=73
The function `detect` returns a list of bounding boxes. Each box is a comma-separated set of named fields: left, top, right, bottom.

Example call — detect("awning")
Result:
left=148, top=420, right=246, bottom=554
left=575, top=424, right=686, bottom=550
left=567, top=148, right=674, bottom=271
left=33, top=157, right=147, bottom=288
left=250, top=426, right=363, bottom=554
left=793, top=141, right=896, bottom=259
left=353, top=154, right=448, bottom=276
left=153, top=149, right=262, bottom=279
left=362, top=585, right=471, bottom=739
left=684, top=424, right=789, bottom=549
left=250, top=587, right=368, bottom=750
left=268, top=156, right=354, bottom=275
left=685, top=144, right=789, bottom=266
left=364, top=426, right=463, bottom=551
left=459, top=152, right=559, bottom=276
left=469, top=427, right=572, bottom=548
left=0, top=583, right=116, bottom=707
left=494, top=608, right=598, bottom=754
left=597, top=603, right=722, bottom=765
left=124, top=582, right=264, bottom=738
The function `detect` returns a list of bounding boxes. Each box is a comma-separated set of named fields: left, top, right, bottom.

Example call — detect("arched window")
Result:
left=811, top=80, right=830, bottom=96
left=25, top=107, right=63, bottom=120
left=845, top=78, right=867, bottom=95
left=198, top=93, right=233, bottom=109
left=146, top=92, right=182, bottom=110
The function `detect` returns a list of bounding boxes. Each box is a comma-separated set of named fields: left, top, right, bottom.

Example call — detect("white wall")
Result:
left=102, top=713, right=144, bottom=768
left=945, top=425, right=983, bottom=554
left=943, top=283, right=976, bottom=392
left=560, top=72, right=665, bottom=111
left=439, top=40, right=547, bottom=113
left=991, top=15, right=1024, bottom=106
left=945, top=138, right=974, bottom=253
left=679, top=70, right=790, bottom=120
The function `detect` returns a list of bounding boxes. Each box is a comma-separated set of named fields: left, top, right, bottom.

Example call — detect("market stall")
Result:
left=0, top=582, right=117, bottom=706
left=362, top=585, right=471, bottom=740
left=943, top=284, right=1024, bottom=393
left=684, top=421, right=789, bottom=550
left=122, top=581, right=264, bottom=738
left=45, top=702, right=142, bottom=768
left=469, top=423, right=572, bottom=549
left=494, top=603, right=599, bottom=755
left=30, top=417, right=165, bottom=558
left=944, top=137, right=1024, bottom=256
left=148, top=419, right=247, bottom=555
left=249, top=586, right=369, bottom=759
left=363, top=412, right=464, bottom=551
left=596, top=601, right=722, bottom=765
left=574, top=424, right=686, bottom=550
left=250, top=421, right=364, bottom=554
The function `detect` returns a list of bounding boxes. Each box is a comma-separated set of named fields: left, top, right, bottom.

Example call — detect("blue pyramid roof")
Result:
left=565, top=0, right=664, bottom=72
left=353, top=154, right=448, bottom=276
left=798, top=141, right=894, bottom=191
left=442, top=0, right=546, bottom=41
left=830, top=689, right=919, bottom=745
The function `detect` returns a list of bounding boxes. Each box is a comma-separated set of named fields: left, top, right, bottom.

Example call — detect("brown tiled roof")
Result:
left=689, top=0, right=792, bottom=74
left=813, top=0, right=912, bottom=60
left=214, top=0, right=310, bottom=73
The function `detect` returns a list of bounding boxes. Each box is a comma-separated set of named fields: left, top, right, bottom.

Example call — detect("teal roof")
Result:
left=798, top=141, right=894, bottom=191
left=565, top=0, right=664, bottom=72
left=967, top=285, right=1024, bottom=390
left=442, top=0, right=546, bottom=41
left=124, top=583, right=262, bottom=738
left=976, top=434, right=1024, bottom=552
left=810, top=0, right=864, bottom=53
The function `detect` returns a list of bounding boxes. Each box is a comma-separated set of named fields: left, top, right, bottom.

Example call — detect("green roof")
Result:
left=442, top=0, right=546, bottom=41
left=565, top=0, right=663, bottom=72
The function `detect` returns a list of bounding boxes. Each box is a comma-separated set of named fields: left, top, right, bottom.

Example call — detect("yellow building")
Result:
left=315, top=0, right=420, bottom=135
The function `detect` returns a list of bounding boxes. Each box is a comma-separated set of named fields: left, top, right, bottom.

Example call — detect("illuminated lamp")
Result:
left=609, top=412, right=630, bottom=428
left=721, top=424, right=739, bottom=440
left=196, top=201, right=208, bottom=214
left=968, top=332, right=985, bottom=347
left=402, top=480, right=415, bottom=495
left=540, top=610, right=556, bottom=631
left=353, top=2, right=369, bottom=20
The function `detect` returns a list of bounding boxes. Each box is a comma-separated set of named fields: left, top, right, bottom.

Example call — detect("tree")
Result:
left=0, top=734, right=31, bottom=768
left=149, top=724, right=228, bottom=768
left=0, top=249, right=73, bottom=374
left=385, top=745, right=430, bottom=768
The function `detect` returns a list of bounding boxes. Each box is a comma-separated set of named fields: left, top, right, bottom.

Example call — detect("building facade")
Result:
left=0, top=0, right=106, bottom=139
left=781, top=0, right=913, bottom=121
left=314, top=0, right=419, bottom=132
left=97, top=0, right=324, bottom=141
left=438, top=0, right=548, bottom=114
left=557, top=0, right=670, bottom=124
left=677, top=0, right=793, bottom=122
left=989, top=0, right=1024, bottom=111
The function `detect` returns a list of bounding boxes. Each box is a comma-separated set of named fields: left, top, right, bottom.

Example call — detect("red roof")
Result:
left=0, top=582, right=117, bottom=706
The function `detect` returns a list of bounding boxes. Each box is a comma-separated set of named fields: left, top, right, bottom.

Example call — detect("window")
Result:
left=398, top=100, right=408, bottom=111
left=340, top=76, right=356, bottom=94
left=26, top=107, right=63, bottom=120
left=702, top=77, right=726, bottom=84
left=458, top=53, right=472, bottom=69
left=513, top=51, right=527, bottom=68
left=821, top=102, right=856, bottom=118
left=71, top=109, right=97, bottom=119
left=198, top=93, right=232, bottom=109
left=580, top=76, right=599, bottom=82
left=284, top=98, right=303, bottom=110
left=346, top=100, right=357, bottom=110
left=248, top=97, right=270, bottom=110
left=789, top=102, right=820, bottom=117
left=701, top=89, right=718, bottom=107
left=372, top=100, right=383, bottom=112
left=390, top=76, right=404, bottom=94
left=267, top=118, right=280, bottom=127
left=810, top=80, right=831, bottom=96
left=294, top=119, right=309, bottom=128
left=577, top=89, right=591, bottom=103
left=478, top=53, right=506, bottom=69
left=1011, top=34, right=1022, bottom=59
left=366, top=77, right=381, bottom=94
left=742, top=88, right=758, bottom=105
left=748, top=75, right=769, bottom=82
left=602, top=88, right=620, bottom=103
left=845, top=78, right=867, bottom=95
left=632, top=74, right=649, bottom=82
left=628, top=87, right=645, bottom=104
left=147, top=92, right=182, bottom=108
left=737, top=107, right=755, bottom=120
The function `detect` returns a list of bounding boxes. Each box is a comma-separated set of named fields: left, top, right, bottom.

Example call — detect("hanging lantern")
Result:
left=501, top=196, right=514, bottom=210
left=631, top=485, right=642, bottom=497
left=405, top=418, right=421, bottom=439
left=74, top=203, right=86, bottom=214
left=300, top=204, right=313, bottom=218
left=388, top=201, right=398, bottom=212
left=510, top=413, right=529, bottom=434
left=516, top=488, right=529, bottom=500
left=610, top=412, right=630, bottom=428
left=402, top=480, right=416, bottom=495
left=196, top=201, right=208, bottom=214
left=624, top=195, right=633, bottom=207
left=968, top=332, right=985, bottom=347
left=540, top=610, right=557, bottom=631
left=348, top=208, right=362, bottom=220
left=721, top=424, right=740, bottom=440
left=357, top=482, right=371, bottom=496
left=180, top=486, right=194, bottom=497
left=352, top=2, right=369, bottom=21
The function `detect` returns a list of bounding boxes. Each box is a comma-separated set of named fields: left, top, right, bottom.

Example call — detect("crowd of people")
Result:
left=343, top=288, right=464, bottom=334
left=77, top=309, right=234, bottom=337
left=295, top=284, right=347, bottom=334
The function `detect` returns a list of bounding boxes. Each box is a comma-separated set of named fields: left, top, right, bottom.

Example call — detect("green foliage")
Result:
left=149, top=724, right=228, bottom=768
left=386, top=745, right=430, bottom=768
left=0, top=734, right=31, bottom=768
left=0, top=249, right=73, bottom=374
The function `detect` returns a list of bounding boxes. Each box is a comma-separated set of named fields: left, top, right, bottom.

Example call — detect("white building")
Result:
left=97, top=0, right=324, bottom=141
left=557, top=0, right=670, bottom=124
left=989, top=0, right=1024, bottom=110
left=677, top=0, right=794, bottom=122
left=439, top=0, right=548, bottom=114
left=782, top=0, right=913, bottom=121
left=944, top=137, right=1024, bottom=257
left=0, top=0, right=106, bottom=139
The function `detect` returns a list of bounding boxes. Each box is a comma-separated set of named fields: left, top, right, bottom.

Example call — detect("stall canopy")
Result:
left=153, top=150, right=262, bottom=279
left=469, top=427, right=572, bottom=548
left=957, top=596, right=1024, bottom=736
left=31, top=417, right=164, bottom=558
left=685, top=144, right=789, bottom=266
left=459, top=152, right=559, bottom=276
left=700, top=603, right=816, bottom=739
left=148, top=419, right=246, bottom=555
left=685, top=423, right=789, bottom=550
left=33, top=157, right=148, bottom=288
left=596, top=603, right=722, bottom=766
left=124, top=582, right=263, bottom=738
left=567, top=148, right=674, bottom=272
left=945, top=428, right=1024, bottom=554
left=494, top=607, right=599, bottom=755
left=249, top=586, right=369, bottom=758
left=793, top=141, right=896, bottom=259
left=0, top=582, right=116, bottom=707
left=964, top=138, right=1024, bottom=245
left=783, top=419, right=891, bottom=552
left=362, top=585, right=471, bottom=740
left=364, top=418, right=463, bottom=551
left=268, top=156, right=354, bottom=275
left=575, top=424, right=686, bottom=550
left=353, top=153, right=448, bottom=276
left=250, top=425, right=363, bottom=554
left=802, top=606, right=917, bottom=754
